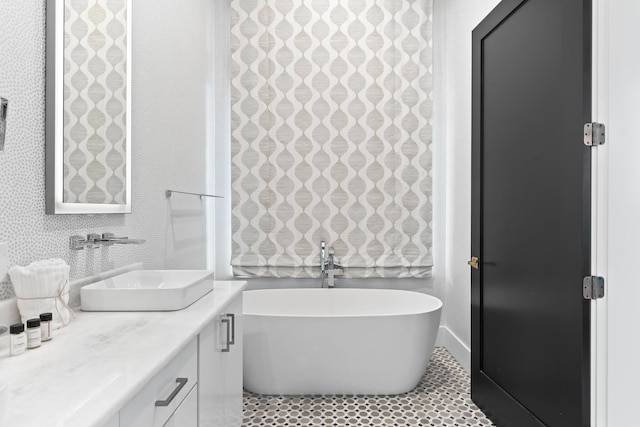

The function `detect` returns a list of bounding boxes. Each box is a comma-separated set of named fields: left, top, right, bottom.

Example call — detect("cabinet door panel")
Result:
left=198, top=318, right=226, bottom=425
left=225, top=295, right=243, bottom=427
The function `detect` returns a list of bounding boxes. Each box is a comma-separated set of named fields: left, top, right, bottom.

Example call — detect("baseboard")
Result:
left=436, top=325, right=471, bottom=374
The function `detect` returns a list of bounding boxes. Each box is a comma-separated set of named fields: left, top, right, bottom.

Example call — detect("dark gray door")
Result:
left=471, top=0, right=591, bottom=426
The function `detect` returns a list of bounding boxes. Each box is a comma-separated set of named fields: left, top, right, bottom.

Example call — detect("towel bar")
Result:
left=165, top=190, right=223, bottom=199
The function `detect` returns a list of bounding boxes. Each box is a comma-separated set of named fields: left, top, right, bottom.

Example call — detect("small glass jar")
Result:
left=40, top=313, right=53, bottom=342
left=26, top=318, right=41, bottom=349
left=9, top=323, right=26, bottom=356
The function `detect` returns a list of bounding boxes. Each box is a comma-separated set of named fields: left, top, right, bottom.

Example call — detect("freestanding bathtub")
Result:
left=243, top=288, right=442, bottom=395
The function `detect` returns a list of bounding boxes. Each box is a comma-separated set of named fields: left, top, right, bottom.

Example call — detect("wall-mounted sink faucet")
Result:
left=93, top=233, right=146, bottom=246
left=70, top=233, right=146, bottom=250
left=320, top=241, right=343, bottom=288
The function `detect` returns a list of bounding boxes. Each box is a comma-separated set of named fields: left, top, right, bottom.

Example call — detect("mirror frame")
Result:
left=45, top=0, right=132, bottom=214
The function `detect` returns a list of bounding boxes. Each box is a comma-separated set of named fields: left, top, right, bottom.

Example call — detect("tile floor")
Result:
left=242, top=347, right=495, bottom=426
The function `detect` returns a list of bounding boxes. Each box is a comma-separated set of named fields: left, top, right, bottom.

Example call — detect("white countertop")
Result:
left=0, top=280, right=246, bottom=427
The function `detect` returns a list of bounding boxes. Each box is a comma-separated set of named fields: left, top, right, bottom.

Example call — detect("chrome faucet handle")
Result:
left=85, top=233, right=102, bottom=248
left=99, top=233, right=116, bottom=246
left=320, top=241, right=326, bottom=273
left=70, top=234, right=100, bottom=250
left=70, top=235, right=89, bottom=250
left=327, top=247, right=336, bottom=269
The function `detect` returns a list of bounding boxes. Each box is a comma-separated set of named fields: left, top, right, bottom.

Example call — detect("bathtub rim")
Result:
left=243, top=287, right=443, bottom=318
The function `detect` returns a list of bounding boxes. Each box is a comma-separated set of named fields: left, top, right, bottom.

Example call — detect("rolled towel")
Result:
left=8, top=259, right=73, bottom=329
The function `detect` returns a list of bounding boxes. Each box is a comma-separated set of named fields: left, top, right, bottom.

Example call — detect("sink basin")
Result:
left=81, top=270, right=214, bottom=311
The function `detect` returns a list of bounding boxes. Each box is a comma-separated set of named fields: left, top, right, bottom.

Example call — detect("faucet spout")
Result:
left=94, top=233, right=146, bottom=246
left=103, top=238, right=146, bottom=245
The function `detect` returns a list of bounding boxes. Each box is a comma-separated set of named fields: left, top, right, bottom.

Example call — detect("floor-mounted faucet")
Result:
left=321, top=241, right=326, bottom=277
left=320, top=241, right=343, bottom=288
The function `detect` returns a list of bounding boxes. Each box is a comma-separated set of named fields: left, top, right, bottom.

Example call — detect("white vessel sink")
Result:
left=81, top=270, right=214, bottom=311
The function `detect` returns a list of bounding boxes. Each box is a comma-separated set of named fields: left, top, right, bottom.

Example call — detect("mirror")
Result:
left=45, top=0, right=132, bottom=214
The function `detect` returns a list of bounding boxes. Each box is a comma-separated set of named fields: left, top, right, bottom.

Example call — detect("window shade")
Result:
left=230, top=0, right=433, bottom=278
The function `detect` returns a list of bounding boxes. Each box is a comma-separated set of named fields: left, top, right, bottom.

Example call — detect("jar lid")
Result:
left=26, top=318, right=40, bottom=328
left=10, top=323, right=24, bottom=334
left=40, top=313, right=53, bottom=321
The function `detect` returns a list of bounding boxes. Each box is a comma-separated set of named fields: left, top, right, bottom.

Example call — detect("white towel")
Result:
left=8, top=259, right=73, bottom=329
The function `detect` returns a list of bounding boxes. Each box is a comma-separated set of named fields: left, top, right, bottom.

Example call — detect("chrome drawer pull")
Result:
left=221, top=317, right=231, bottom=352
left=227, top=313, right=235, bottom=345
left=155, top=377, right=188, bottom=407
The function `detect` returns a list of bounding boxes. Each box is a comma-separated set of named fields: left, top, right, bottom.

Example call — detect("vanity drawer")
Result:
left=120, top=338, right=198, bottom=427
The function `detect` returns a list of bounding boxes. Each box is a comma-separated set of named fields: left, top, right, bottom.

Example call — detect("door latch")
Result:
left=468, top=257, right=479, bottom=270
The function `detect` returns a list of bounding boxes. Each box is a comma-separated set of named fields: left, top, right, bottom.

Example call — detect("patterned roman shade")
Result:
left=230, top=0, right=433, bottom=278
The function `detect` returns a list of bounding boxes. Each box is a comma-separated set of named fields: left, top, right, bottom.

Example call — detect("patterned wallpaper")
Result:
left=230, top=0, right=434, bottom=278
left=64, top=0, right=128, bottom=204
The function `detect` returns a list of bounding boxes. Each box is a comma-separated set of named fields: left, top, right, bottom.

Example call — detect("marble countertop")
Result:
left=0, top=280, right=246, bottom=427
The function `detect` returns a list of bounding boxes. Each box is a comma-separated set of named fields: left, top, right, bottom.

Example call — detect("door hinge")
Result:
left=584, top=122, right=606, bottom=146
left=583, top=276, right=605, bottom=300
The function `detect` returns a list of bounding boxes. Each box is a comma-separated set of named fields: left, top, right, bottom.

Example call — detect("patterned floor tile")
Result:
left=243, top=347, right=495, bottom=426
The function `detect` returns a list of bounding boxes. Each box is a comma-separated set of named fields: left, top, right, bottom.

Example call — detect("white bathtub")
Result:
left=243, top=288, right=442, bottom=395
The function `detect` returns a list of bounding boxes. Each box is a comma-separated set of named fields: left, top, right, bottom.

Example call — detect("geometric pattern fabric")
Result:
left=230, top=0, right=433, bottom=278
left=63, top=0, right=127, bottom=204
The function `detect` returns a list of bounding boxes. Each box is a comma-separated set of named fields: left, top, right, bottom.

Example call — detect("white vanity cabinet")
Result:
left=199, top=293, right=243, bottom=427
left=120, top=337, right=198, bottom=427
left=105, top=289, right=244, bottom=427
left=2, top=280, right=246, bottom=427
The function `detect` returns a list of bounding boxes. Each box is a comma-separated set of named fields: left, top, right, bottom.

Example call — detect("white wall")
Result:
left=0, top=0, right=213, bottom=300
left=432, top=0, right=500, bottom=370
left=210, top=0, right=233, bottom=280
left=595, top=0, right=640, bottom=424
left=133, top=0, right=213, bottom=271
